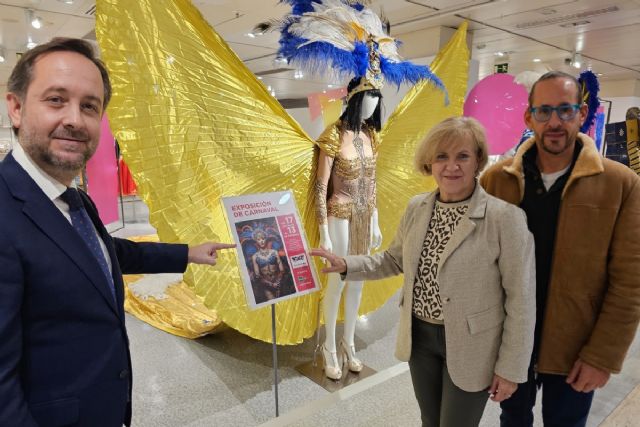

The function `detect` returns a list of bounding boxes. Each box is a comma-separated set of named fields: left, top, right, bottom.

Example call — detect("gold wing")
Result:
left=355, top=22, right=471, bottom=315
left=96, top=0, right=322, bottom=344
left=96, top=0, right=470, bottom=343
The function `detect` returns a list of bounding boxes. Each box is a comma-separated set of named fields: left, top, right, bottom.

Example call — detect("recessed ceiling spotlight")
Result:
left=572, top=52, right=583, bottom=69
left=27, top=10, right=42, bottom=29
left=494, top=51, right=505, bottom=57
left=532, top=58, right=541, bottom=62
left=56, top=0, right=74, bottom=3
left=597, top=73, right=603, bottom=76
left=245, top=30, right=263, bottom=38
left=0, top=47, right=5, bottom=63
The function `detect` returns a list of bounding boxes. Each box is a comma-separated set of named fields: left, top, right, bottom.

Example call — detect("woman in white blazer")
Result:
left=312, top=117, right=536, bottom=427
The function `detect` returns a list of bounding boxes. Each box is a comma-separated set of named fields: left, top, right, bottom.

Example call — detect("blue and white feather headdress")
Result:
left=257, top=0, right=447, bottom=101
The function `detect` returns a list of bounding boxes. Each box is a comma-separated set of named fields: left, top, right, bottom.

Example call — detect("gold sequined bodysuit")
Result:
left=326, top=154, right=377, bottom=220
left=315, top=121, right=379, bottom=255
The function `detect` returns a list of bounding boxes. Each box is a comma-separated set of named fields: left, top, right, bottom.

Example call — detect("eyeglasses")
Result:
left=529, top=103, right=581, bottom=122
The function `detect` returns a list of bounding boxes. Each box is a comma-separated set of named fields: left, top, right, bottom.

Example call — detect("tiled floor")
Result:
left=114, top=196, right=640, bottom=426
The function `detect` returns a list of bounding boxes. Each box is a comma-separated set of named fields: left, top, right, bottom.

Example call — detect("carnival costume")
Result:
left=315, top=120, right=379, bottom=255
left=95, top=0, right=470, bottom=344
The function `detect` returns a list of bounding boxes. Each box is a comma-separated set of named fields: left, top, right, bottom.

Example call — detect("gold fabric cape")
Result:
left=95, top=0, right=469, bottom=344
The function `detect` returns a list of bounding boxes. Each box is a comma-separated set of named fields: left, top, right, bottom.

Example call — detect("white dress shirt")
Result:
left=12, top=143, right=113, bottom=272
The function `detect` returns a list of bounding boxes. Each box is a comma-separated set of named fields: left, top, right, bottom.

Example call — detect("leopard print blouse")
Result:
left=412, top=200, right=469, bottom=323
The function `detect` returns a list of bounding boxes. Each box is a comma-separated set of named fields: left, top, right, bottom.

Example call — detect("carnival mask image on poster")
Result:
left=223, top=191, right=320, bottom=309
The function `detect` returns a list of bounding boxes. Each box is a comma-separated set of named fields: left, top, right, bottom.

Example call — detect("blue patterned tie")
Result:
left=60, top=188, right=116, bottom=301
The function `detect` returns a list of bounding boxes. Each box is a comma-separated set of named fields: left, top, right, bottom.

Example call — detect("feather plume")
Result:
left=578, top=70, right=600, bottom=133
left=263, top=0, right=445, bottom=95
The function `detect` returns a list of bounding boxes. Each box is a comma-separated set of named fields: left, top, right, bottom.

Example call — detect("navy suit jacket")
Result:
left=0, top=153, right=188, bottom=427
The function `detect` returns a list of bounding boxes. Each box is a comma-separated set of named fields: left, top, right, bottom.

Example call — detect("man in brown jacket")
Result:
left=481, top=71, right=640, bottom=427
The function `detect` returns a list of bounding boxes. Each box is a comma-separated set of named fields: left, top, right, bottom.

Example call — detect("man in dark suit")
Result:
left=0, top=38, right=235, bottom=426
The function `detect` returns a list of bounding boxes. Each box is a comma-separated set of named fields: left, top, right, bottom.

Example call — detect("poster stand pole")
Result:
left=271, top=304, right=280, bottom=417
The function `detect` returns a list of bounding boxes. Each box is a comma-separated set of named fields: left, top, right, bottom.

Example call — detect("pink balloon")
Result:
left=463, top=74, right=529, bottom=155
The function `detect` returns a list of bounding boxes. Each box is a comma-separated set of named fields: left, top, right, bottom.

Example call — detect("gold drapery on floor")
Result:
left=123, top=235, right=222, bottom=339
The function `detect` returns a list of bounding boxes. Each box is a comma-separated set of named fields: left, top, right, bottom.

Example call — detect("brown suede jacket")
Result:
left=481, top=133, right=640, bottom=374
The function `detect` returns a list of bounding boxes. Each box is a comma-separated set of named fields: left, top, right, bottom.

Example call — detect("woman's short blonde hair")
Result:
left=414, top=116, right=489, bottom=176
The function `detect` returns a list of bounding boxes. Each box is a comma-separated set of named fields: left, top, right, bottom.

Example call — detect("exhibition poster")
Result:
left=222, top=191, right=320, bottom=309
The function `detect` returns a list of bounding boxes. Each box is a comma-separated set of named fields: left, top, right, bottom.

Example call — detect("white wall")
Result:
left=603, top=96, right=640, bottom=123
left=286, top=107, right=325, bottom=140
left=0, top=99, right=15, bottom=157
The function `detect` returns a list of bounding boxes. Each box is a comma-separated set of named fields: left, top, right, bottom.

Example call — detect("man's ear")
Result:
left=524, top=107, right=533, bottom=130
left=6, top=92, right=23, bottom=131
left=579, top=103, right=588, bottom=127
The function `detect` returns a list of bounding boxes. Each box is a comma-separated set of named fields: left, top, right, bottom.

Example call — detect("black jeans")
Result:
left=409, top=318, right=488, bottom=427
left=500, top=362, right=594, bottom=427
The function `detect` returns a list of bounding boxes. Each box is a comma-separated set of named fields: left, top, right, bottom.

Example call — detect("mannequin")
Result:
left=314, top=77, right=383, bottom=380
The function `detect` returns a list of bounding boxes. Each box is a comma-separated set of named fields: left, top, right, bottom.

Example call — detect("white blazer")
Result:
left=344, top=184, right=536, bottom=392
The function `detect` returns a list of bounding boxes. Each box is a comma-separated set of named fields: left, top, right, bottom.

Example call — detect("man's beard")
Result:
left=540, top=129, right=575, bottom=155
left=21, top=127, right=95, bottom=172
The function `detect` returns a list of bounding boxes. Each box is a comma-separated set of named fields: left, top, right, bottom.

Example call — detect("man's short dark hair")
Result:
left=528, top=71, right=581, bottom=106
left=7, top=37, right=111, bottom=109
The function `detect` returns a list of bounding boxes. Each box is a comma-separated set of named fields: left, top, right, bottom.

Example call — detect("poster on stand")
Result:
left=223, top=190, right=320, bottom=310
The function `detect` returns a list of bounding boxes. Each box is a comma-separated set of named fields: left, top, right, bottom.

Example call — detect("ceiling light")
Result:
left=532, top=58, right=541, bottom=62
left=572, top=52, right=582, bottom=69
left=0, top=47, right=5, bottom=63
left=27, top=10, right=42, bottom=29
left=245, top=30, right=264, bottom=38
left=293, top=70, right=304, bottom=79
left=273, top=57, right=288, bottom=66
left=26, top=37, right=37, bottom=49
left=494, top=51, right=505, bottom=57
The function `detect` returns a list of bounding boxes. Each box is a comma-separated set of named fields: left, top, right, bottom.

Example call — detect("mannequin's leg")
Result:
left=322, top=274, right=346, bottom=354
left=341, top=280, right=364, bottom=371
left=343, top=280, right=363, bottom=347
left=320, top=217, right=349, bottom=379
left=322, top=217, right=349, bottom=353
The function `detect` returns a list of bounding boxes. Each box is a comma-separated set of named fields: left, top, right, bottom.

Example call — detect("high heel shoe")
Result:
left=340, top=338, right=363, bottom=373
left=321, top=345, right=342, bottom=380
